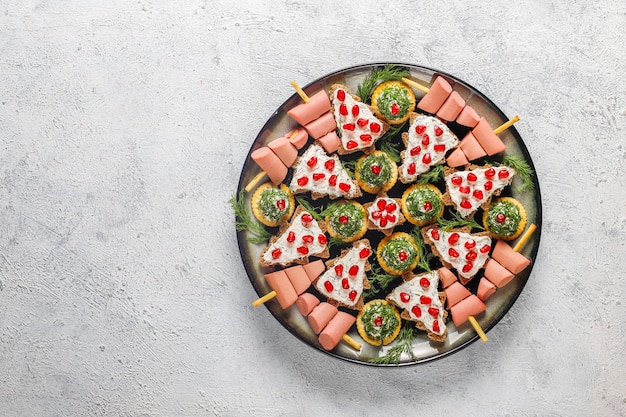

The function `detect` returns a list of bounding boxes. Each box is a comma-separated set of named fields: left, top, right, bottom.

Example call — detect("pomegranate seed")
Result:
left=276, top=199, right=286, bottom=210
left=302, top=234, right=314, bottom=244
left=485, top=168, right=496, bottom=178
left=411, top=305, right=422, bottom=318
left=451, top=176, right=463, bottom=186
left=297, top=176, right=308, bottom=187
left=422, top=153, right=432, bottom=164
left=360, top=134, right=372, bottom=143
left=415, top=125, right=426, bottom=135
left=339, top=182, right=351, bottom=192
left=346, top=140, right=358, bottom=149
left=467, top=172, right=478, bottom=182
left=297, top=246, right=309, bottom=255
left=480, top=244, right=491, bottom=254
left=374, top=316, right=383, bottom=327
left=287, top=231, right=296, bottom=243
left=370, top=164, right=381, bottom=175
left=419, top=277, right=430, bottom=288
left=498, top=169, right=510, bottom=179
left=410, top=146, right=421, bottom=156
left=271, top=248, right=281, bottom=259
left=466, top=251, right=477, bottom=261
left=343, top=123, right=355, bottom=131
left=465, top=239, right=476, bottom=249
left=338, top=215, right=349, bottom=224
left=434, top=144, right=446, bottom=153
left=460, top=200, right=472, bottom=209
left=459, top=186, right=470, bottom=194
left=324, top=281, right=334, bottom=292
left=351, top=105, right=359, bottom=117
left=386, top=202, right=397, bottom=212
left=341, top=278, right=349, bottom=289
left=359, top=248, right=370, bottom=258
left=324, top=159, right=335, bottom=171
left=372, top=211, right=382, bottom=219
left=484, top=181, right=493, bottom=191
left=448, top=232, right=460, bottom=245
left=307, top=156, right=318, bottom=168
left=431, top=229, right=440, bottom=240
left=336, top=89, right=346, bottom=101
left=424, top=201, right=433, bottom=211
left=328, top=175, right=337, bottom=186
left=434, top=125, right=444, bottom=136
left=386, top=214, right=396, bottom=222
left=391, top=103, right=400, bottom=115
left=376, top=199, right=386, bottom=210
left=448, top=248, right=460, bottom=258
left=318, top=234, right=327, bottom=244
left=379, top=218, right=388, bottom=227
left=422, top=134, right=430, bottom=146
left=301, top=213, right=314, bottom=224
left=312, top=173, right=325, bottom=181
left=420, top=295, right=432, bottom=305
left=462, top=263, right=473, bottom=273
left=334, top=265, right=343, bottom=276
left=348, top=290, right=357, bottom=301
left=473, top=190, right=484, bottom=200
left=398, top=251, right=408, bottom=262
left=428, top=307, right=439, bottom=317
left=357, top=118, right=368, bottom=127
left=349, top=265, right=359, bottom=276
left=339, top=104, right=348, bottom=116
left=433, top=320, right=440, bottom=333
left=400, top=292, right=410, bottom=303
left=370, top=122, right=381, bottom=133
left=496, top=213, right=506, bottom=223
left=407, top=162, right=416, bottom=175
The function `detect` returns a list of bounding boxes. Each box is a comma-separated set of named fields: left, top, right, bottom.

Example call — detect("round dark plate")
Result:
left=236, top=63, right=542, bottom=366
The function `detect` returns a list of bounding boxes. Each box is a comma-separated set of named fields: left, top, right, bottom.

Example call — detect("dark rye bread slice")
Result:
left=441, top=164, right=514, bottom=218
left=328, top=83, right=390, bottom=156
left=313, top=239, right=372, bottom=311
left=420, top=225, right=491, bottom=285
left=259, top=205, right=330, bottom=268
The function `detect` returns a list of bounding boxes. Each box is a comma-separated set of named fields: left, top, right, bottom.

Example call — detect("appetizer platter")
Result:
left=232, top=63, right=541, bottom=366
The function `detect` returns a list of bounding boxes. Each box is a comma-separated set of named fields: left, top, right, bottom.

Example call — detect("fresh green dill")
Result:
left=295, top=196, right=325, bottom=221
left=369, top=325, right=417, bottom=365
left=416, top=165, right=444, bottom=185
left=230, top=190, right=273, bottom=244
left=341, top=159, right=357, bottom=179
left=437, top=210, right=485, bottom=231
left=376, top=122, right=406, bottom=163
left=501, top=155, right=535, bottom=192
left=362, top=265, right=398, bottom=299
left=356, top=65, right=410, bottom=103
left=410, top=227, right=433, bottom=271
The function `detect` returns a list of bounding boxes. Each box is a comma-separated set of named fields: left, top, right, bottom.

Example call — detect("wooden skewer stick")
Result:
left=290, top=80, right=310, bottom=103
left=401, top=77, right=430, bottom=94
left=468, top=223, right=537, bottom=342
left=342, top=334, right=362, bottom=351
left=493, top=115, right=521, bottom=135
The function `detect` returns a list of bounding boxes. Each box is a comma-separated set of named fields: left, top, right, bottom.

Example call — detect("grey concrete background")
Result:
left=1, top=1, right=625, bottom=416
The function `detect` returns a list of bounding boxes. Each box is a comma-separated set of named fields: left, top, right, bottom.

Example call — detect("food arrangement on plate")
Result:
left=232, top=64, right=541, bottom=365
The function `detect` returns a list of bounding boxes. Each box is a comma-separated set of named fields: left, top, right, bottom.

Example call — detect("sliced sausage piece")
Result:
left=296, top=293, right=320, bottom=316
left=483, top=258, right=515, bottom=288
left=268, top=136, right=299, bottom=167
left=417, top=76, right=452, bottom=114
left=477, top=277, right=497, bottom=301
left=436, top=91, right=465, bottom=122
left=302, top=259, right=325, bottom=282
left=450, top=295, right=486, bottom=327
left=304, top=112, right=337, bottom=139
left=308, top=302, right=338, bottom=334
left=251, top=147, right=288, bottom=185
left=264, top=270, right=297, bottom=309
left=459, top=132, right=487, bottom=161
left=455, top=105, right=481, bottom=128
left=284, top=265, right=311, bottom=294
left=287, top=90, right=332, bottom=126
left=472, top=118, right=506, bottom=156
left=286, top=127, right=309, bottom=150
left=319, top=311, right=356, bottom=351
left=317, top=131, right=340, bottom=154
left=492, top=240, right=531, bottom=274
left=445, top=281, right=471, bottom=308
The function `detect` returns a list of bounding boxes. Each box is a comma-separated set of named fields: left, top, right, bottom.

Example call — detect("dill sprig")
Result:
left=295, top=196, right=325, bottom=221
left=341, top=159, right=357, bottom=179
left=410, top=227, right=433, bottom=271
left=416, top=165, right=445, bottom=185
left=437, top=210, right=485, bottom=231
left=376, top=121, right=406, bottom=163
left=501, top=155, right=535, bottom=192
left=356, top=65, right=410, bottom=103
left=362, top=265, right=398, bottom=299
left=369, top=325, right=417, bottom=365
left=230, top=190, right=273, bottom=244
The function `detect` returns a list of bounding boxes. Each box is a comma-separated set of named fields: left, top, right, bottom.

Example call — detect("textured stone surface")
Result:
left=1, top=1, right=625, bottom=416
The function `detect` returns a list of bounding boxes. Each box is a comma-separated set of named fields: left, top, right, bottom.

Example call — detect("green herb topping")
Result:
left=327, top=202, right=366, bottom=239
left=356, top=65, right=410, bottom=103
left=405, top=187, right=442, bottom=222
left=357, top=153, right=393, bottom=188
left=375, top=85, right=413, bottom=122
left=380, top=236, right=418, bottom=271
left=360, top=302, right=400, bottom=342
left=230, top=190, right=272, bottom=244
left=258, top=187, right=291, bottom=222
left=485, top=200, right=523, bottom=237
